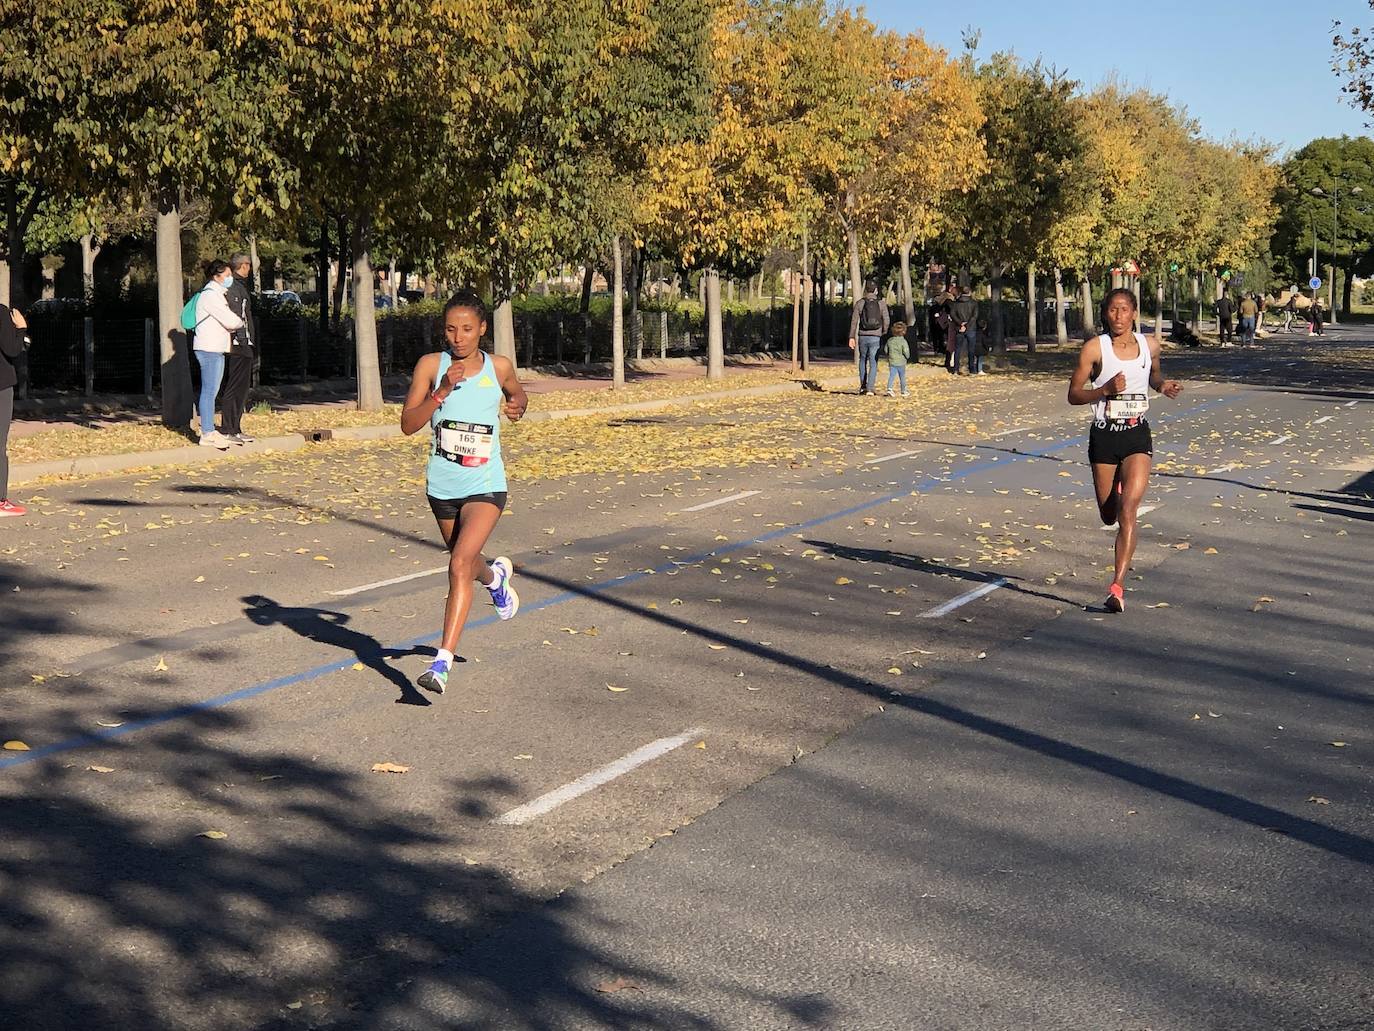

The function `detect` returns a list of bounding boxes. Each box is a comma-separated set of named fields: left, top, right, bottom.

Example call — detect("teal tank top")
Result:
left=426, top=351, right=507, bottom=498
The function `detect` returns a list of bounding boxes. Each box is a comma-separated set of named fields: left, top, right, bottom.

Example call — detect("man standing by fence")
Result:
left=848, top=278, right=889, bottom=395
left=222, top=253, right=259, bottom=444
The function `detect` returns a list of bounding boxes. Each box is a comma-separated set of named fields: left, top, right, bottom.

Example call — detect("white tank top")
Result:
left=1092, top=333, right=1151, bottom=424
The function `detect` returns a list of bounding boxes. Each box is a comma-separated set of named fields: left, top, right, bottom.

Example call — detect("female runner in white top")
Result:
left=1067, top=288, right=1182, bottom=612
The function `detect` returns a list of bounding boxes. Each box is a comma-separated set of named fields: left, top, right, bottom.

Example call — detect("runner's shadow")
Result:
left=241, top=594, right=433, bottom=706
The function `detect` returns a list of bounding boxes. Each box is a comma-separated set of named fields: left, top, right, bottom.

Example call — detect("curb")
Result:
left=9, top=363, right=936, bottom=487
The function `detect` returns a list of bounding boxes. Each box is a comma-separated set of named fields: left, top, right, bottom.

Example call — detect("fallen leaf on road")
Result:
left=707, top=644, right=727, bottom=650
left=198, top=830, right=228, bottom=839
left=514, top=754, right=533, bottom=760
left=95, top=718, right=124, bottom=728
left=371, top=762, right=411, bottom=774
left=1204, top=547, right=1219, bottom=555
left=606, top=684, right=629, bottom=693
left=87, top=765, right=114, bottom=774
left=834, top=577, right=853, bottom=585
left=1330, top=741, right=1348, bottom=748
left=3, top=740, right=29, bottom=750
left=30, top=674, right=45, bottom=684
left=695, top=741, right=706, bottom=749
left=194, top=575, right=205, bottom=583
left=154, top=655, right=168, bottom=672
left=351, top=662, right=365, bottom=671
left=1208, top=711, right=1222, bottom=718
left=1173, top=543, right=1190, bottom=550
left=888, top=667, right=903, bottom=675
left=594, top=977, right=642, bottom=994
left=1307, top=796, right=1331, bottom=805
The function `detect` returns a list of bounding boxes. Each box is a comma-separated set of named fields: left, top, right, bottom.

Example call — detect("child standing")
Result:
left=885, top=321, right=910, bottom=397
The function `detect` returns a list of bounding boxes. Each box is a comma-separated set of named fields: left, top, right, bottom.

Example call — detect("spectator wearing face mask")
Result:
left=191, top=260, right=245, bottom=450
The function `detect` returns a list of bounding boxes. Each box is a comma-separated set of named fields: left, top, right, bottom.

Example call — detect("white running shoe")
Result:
left=487, top=557, right=519, bottom=620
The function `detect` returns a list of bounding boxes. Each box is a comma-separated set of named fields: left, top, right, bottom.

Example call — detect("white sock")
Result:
left=435, top=648, right=454, bottom=667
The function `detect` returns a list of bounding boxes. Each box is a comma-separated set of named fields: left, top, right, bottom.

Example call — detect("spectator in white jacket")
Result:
left=193, top=260, right=245, bottom=449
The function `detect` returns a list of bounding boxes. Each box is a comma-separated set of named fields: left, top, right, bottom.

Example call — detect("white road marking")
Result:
left=330, top=567, right=447, bottom=596
left=1102, top=503, right=1158, bottom=528
left=1208, top=463, right=1239, bottom=474
left=1345, top=400, right=1358, bottom=408
left=1270, top=435, right=1292, bottom=446
left=681, top=491, right=761, bottom=512
left=866, top=449, right=923, bottom=465
left=920, top=578, right=1009, bottom=617
left=493, top=727, right=706, bottom=826
left=989, top=426, right=1035, bottom=438
left=1313, top=415, right=1333, bottom=425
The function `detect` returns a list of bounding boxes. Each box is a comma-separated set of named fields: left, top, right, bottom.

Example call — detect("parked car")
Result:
left=260, top=290, right=302, bottom=307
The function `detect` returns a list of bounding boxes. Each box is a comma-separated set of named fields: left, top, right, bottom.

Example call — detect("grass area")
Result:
left=9, top=365, right=837, bottom=469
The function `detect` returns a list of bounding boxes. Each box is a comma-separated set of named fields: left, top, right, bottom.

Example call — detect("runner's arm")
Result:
left=401, top=354, right=444, bottom=435
left=1067, top=339, right=1112, bottom=405
left=1148, top=339, right=1182, bottom=398
left=494, top=355, right=528, bottom=422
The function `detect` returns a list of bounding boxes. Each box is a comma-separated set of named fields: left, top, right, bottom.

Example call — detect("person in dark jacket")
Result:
left=221, top=252, right=260, bottom=444
left=0, top=302, right=30, bottom=516
left=848, top=279, right=889, bottom=395
left=949, top=287, right=979, bottom=376
left=1214, top=293, right=1234, bottom=344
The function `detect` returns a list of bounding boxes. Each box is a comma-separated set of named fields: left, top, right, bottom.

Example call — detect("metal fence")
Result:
left=18, top=298, right=1091, bottom=397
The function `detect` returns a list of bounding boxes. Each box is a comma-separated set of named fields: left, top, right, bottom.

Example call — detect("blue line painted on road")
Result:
left=0, top=393, right=1238, bottom=771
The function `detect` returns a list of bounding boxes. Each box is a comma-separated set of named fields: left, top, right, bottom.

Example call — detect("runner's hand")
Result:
left=502, top=396, right=526, bottom=421
left=442, top=361, right=467, bottom=390
left=1104, top=371, right=1126, bottom=396
left=1160, top=379, right=1182, bottom=399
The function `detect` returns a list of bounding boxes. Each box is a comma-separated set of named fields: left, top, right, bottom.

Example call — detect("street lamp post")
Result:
left=1311, top=184, right=1362, bottom=324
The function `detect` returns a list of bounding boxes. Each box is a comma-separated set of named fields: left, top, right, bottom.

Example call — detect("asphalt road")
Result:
left=1, top=331, right=1371, bottom=1030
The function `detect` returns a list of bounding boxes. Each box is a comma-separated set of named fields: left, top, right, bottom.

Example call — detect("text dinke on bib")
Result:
left=1104, top=393, right=1148, bottom=422
left=435, top=419, right=495, bottom=466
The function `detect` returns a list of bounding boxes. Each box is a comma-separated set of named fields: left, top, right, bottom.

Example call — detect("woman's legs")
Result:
left=194, top=350, right=226, bottom=436
left=437, top=501, right=501, bottom=655
left=1109, top=453, right=1151, bottom=589
left=0, top=385, right=11, bottom=501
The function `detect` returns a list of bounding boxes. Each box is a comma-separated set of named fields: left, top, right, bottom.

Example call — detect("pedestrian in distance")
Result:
left=0, top=301, right=30, bottom=517
left=1214, top=292, right=1234, bottom=345
left=1238, top=293, right=1258, bottom=346
left=1067, top=287, right=1182, bottom=613
left=400, top=290, right=528, bottom=695
left=191, top=260, right=245, bottom=450
left=1311, top=297, right=1325, bottom=336
left=848, top=278, right=889, bottom=395
left=884, top=321, right=910, bottom=397
left=949, top=286, right=978, bottom=376
left=1282, top=294, right=1297, bottom=334
left=221, top=252, right=259, bottom=445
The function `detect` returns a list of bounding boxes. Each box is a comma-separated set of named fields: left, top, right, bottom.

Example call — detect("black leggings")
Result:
left=0, top=386, right=12, bottom=500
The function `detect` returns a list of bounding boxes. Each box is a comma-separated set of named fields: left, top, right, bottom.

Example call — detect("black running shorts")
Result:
left=427, top=491, right=508, bottom=521
left=1088, top=421, right=1152, bottom=466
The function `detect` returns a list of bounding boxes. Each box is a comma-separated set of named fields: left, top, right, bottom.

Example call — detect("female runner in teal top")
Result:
left=401, top=291, right=528, bottom=694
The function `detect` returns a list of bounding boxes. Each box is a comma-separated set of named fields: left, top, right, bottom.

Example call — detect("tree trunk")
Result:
left=844, top=218, right=863, bottom=302
left=491, top=268, right=517, bottom=368
left=611, top=235, right=625, bottom=389
left=629, top=244, right=644, bottom=361
left=799, top=228, right=810, bottom=371
left=790, top=265, right=801, bottom=372
left=1132, top=275, right=1142, bottom=332
left=248, top=234, right=261, bottom=292
left=1080, top=276, right=1096, bottom=338
left=317, top=219, right=330, bottom=333
left=1053, top=267, right=1068, bottom=345
left=331, top=215, right=349, bottom=331
left=900, top=238, right=916, bottom=326
left=1342, top=262, right=1353, bottom=317
left=351, top=215, right=383, bottom=411
left=1192, top=272, right=1201, bottom=327
left=80, top=233, right=100, bottom=298
left=1026, top=265, right=1037, bottom=353
left=990, top=261, right=1005, bottom=353
left=705, top=267, right=724, bottom=381
left=579, top=263, right=594, bottom=313
left=155, top=179, right=193, bottom=427
left=388, top=257, right=398, bottom=307
left=1154, top=278, right=1165, bottom=347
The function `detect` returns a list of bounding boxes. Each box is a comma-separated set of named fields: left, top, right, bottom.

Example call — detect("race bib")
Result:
left=436, top=420, right=494, bottom=466
left=1104, top=393, right=1148, bottom=421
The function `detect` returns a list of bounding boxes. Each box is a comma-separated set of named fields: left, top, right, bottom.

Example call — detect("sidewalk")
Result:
left=7, top=353, right=891, bottom=487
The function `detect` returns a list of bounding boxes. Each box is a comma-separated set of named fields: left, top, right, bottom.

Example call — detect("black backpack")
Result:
left=859, top=296, right=884, bottom=332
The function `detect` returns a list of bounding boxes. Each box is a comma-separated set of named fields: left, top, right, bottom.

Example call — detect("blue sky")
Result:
left=861, top=0, right=1371, bottom=154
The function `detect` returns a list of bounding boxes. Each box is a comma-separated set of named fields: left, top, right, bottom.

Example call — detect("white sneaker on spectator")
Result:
left=199, top=432, right=231, bottom=450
